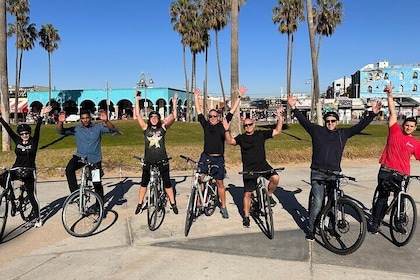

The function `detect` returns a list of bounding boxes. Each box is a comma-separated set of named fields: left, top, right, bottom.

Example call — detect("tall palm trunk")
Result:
left=285, top=33, right=291, bottom=123
left=306, top=0, right=322, bottom=125
left=203, top=45, right=208, bottom=116
left=230, top=0, right=240, bottom=136
left=13, top=27, right=18, bottom=123
left=0, top=0, right=10, bottom=150
left=48, top=52, right=51, bottom=105
left=215, top=30, right=226, bottom=110
left=182, top=45, right=189, bottom=122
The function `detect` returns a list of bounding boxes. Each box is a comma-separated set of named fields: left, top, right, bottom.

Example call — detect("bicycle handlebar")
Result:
left=180, top=155, right=198, bottom=165
left=133, top=155, right=172, bottom=166
left=315, top=169, right=356, bottom=182
left=0, top=166, right=36, bottom=172
left=238, top=167, right=285, bottom=176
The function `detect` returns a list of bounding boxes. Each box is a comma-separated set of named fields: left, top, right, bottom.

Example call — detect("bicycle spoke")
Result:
left=390, top=194, right=417, bottom=247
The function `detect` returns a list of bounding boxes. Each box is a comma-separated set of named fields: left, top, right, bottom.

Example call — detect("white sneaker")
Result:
left=34, top=219, right=43, bottom=228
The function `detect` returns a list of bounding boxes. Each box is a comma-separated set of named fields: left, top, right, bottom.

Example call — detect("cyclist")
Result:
left=223, top=106, right=284, bottom=227
left=0, top=105, right=52, bottom=228
left=134, top=91, right=179, bottom=215
left=57, top=109, right=118, bottom=211
left=287, top=93, right=382, bottom=241
left=193, top=86, right=246, bottom=219
left=371, top=82, right=420, bottom=234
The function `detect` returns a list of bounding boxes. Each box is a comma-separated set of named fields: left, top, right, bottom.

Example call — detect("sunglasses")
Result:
left=20, top=132, right=30, bottom=136
left=243, top=123, right=254, bottom=128
left=325, top=119, right=337, bottom=124
left=208, top=115, right=218, bottom=119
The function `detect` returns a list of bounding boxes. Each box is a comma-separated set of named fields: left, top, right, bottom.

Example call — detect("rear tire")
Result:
left=261, top=187, right=274, bottom=239
left=62, top=189, right=104, bottom=237
left=147, top=183, right=159, bottom=231
left=0, top=192, right=9, bottom=242
left=390, top=194, right=417, bottom=247
left=319, top=198, right=366, bottom=255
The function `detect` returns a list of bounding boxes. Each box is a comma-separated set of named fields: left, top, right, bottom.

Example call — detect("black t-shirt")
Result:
left=234, top=129, right=273, bottom=173
left=198, top=112, right=233, bottom=155
left=143, top=126, right=168, bottom=163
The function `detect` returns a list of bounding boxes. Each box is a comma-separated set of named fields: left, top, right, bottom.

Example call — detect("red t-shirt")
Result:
left=379, top=123, right=420, bottom=174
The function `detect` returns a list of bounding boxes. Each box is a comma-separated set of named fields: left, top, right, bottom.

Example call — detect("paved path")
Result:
left=1, top=160, right=420, bottom=279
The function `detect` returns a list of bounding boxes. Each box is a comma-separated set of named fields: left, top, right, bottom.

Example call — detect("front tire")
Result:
left=390, top=193, right=417, bottom=247
left=19, top=187, right=33, bottom=221
left=319, top=198, right=366, bottom=255
left=261, top=187, right=274, bottom=239
left=185, top=187, right=196, bottom=237
left=0, top=192, right=9, bottom=242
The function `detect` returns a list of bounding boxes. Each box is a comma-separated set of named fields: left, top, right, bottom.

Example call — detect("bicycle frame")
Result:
left=384, top=175, right=420, bottom=220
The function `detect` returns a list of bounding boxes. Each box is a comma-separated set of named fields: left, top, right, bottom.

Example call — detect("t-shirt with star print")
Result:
left=144, top=126, right=167, bottom=163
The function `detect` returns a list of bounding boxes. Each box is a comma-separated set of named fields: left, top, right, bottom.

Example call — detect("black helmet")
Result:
left=148, top=111, right=161, bottom=120
left=323, top=111, right=339, bottom=121
left=17, top=124, right=31, bottom=134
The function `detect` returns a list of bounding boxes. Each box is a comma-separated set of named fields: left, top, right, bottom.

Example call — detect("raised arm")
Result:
left=98, top=109, right=116, bottom=130
left=384, top=82, right=396, bottom=127
left=222, top=117, right=236, bottom=145
left=134, top=91, right=147, bottom=130
left=272, top=106, right=284, bottom=137
left=56, top=111, right=66, bottom=132
left=164, top=92, right=178, bottom=129
left=229, top=85, right=247, bottom=114
left=193, top=88, right=202, bottom=115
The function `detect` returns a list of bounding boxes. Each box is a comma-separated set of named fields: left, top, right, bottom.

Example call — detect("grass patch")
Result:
left=0, top=119, right=413, bottom=178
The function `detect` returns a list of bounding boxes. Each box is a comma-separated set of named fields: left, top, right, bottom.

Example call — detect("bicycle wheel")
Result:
left=261, top=187, right=274, bottom=239
left=185, top=187, right=197, bottom=237
left=147, top=183, right=160, bottom=231
left=62, top=189, right=104, bottom=237
left=319, top=198, right=366, bottom=255
left=19, top=187, right=33, bottom=221
left=150, top=183, right=166, bottom=231
left=390, top=193, right=417, bottom=247
left=204, top=183, right=217, bottom=216
left=0, top=192, right=9, bottom=242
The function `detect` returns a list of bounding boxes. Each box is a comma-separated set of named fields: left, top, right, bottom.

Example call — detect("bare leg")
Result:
left=216, top=179, right=226, bottom=208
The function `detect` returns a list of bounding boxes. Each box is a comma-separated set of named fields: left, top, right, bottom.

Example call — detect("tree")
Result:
left=6, top=0, right=29, bottom=123
left=314, top=0, right=343, bottom=62
left=272, top=0, right=305, bottom=123
left=0, top=0, right=10, bottom=150
left=305, top=0, right=322, bottom=124
left=38, top=23, right=60, bottom=106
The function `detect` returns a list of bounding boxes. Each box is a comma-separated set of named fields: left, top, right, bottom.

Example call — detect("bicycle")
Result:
left=238, top=168, right=284, bottom=239
left=61, top=158, right=104, bottom=237
left=371, top=172, right=420, bottom=247
left=180, top=155, right=219, bottom=237
left=0, top=166, right=37, bottom=241
left=134, top=155, right=170, bottom=231
left=309, top=169, right=367, bottom=255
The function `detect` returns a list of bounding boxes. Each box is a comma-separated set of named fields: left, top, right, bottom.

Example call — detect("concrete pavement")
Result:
left=1, top=160, right=420, bottom=279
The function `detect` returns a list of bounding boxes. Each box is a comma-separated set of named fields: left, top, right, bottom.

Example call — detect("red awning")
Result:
left=9, top=99, right=28, bottom=113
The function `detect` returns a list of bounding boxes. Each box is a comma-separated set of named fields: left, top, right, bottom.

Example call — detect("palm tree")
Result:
left=7, top=0, right=29, bottom=123
left=38, top=23, right=60, bottom=106
left=305, top=0, right=322, bottom=124
left=202, top=0, right=230, bottom=110
left=314, top=0, right=343, bottom=63
left=272, top=0, right=305, bottom=123
left=0, top=0, right=11, bottom=150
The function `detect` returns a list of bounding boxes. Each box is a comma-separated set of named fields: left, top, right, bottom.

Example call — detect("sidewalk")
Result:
left=1, top=161, right=420, bottom=279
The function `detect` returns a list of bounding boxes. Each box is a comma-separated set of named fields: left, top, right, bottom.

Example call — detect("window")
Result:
left=399, top=72, right=404, bottom=80
left=413, top=85, right=418, bottom=92
left=368, top=86, right=373, bottom=93
left=384, top=73, right=389, bottom=79
left=413, top=72, right=418, bottom=79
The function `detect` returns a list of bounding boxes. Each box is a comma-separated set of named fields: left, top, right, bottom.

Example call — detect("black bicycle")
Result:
left=372, top=173, right=420, bottom=247
left=61, top=158, right=104, bottom=237
left=239, top=168, right=284, bottom=239
left=309, top=170, right=367, bottom=255
left=134, top=155, right=170, bottom=231
left=0, top=166, right=36, bottom=241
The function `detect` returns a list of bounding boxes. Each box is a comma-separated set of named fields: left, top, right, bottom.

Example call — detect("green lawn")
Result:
left=0, top=119, right=411, bottom=177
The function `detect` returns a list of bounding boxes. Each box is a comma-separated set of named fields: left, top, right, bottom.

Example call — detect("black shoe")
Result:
left=269, top=196, right=276, bottom=207
left=305, top=232, right=315, bottom=241
left=135, top=203, right=143, bottom=215
left=371, top=224, right=379, bottom=235
left=395, top=221, right=407, bottom=234
left=242, top=216, right=250, bottom=228
left=171, top=203, right=179, bottom=215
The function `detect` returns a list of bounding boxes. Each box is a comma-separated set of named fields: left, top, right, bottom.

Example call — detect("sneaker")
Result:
left=269, top=196, right=277, bottom=207
left=371, top=224, right=379, bottom=235
left=220, top=207, right=229, bottom=219
left=242, top=216, right=250, bottom=227
left=171, top=203, right=179, bottom=215
left=395, top=221, right=407, bottom=234
left=135, top=203, right=143, bottom=215
left=305, top=232, right=315, bottom=241
left=34, top=218, right=43, bottom=228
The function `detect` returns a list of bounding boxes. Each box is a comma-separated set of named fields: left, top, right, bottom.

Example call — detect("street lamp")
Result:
left=104, top=81, right=112, bottom=119
left=137, top=72, right=154, bottom=118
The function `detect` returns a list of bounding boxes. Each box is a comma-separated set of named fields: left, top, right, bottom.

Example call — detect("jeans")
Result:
left=308, top=169, right=338, bottom=233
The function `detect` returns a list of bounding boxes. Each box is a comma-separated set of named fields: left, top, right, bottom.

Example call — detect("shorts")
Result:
left=243, top=170, right=277, bottom=193
left=141, top=160, right=171, bottom=188
left=198, top=153, right=226, bottom=180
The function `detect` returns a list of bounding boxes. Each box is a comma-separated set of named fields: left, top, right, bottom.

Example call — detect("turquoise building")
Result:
left=27, top=87, right=188, bottom=119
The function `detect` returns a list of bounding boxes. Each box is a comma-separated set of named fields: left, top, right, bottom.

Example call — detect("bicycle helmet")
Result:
left=323, top=111, right=339, bottom=121
left=148, top=111, right=161, bottom=120
left=17, top=124, right=31, bottom=135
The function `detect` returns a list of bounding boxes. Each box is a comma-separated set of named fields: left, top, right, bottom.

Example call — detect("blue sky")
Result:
left=7, top=0, right=420, bottom=98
